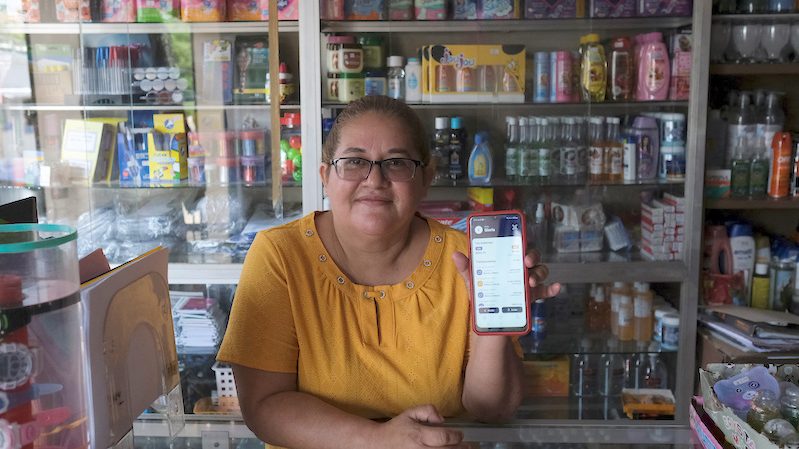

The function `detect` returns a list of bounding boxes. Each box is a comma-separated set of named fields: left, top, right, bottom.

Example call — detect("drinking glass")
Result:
left=761, top=22, right=791, bottom=62
left=791, top=22, right=799, bottom=61
left=732, top=23, right=763, bottom=63
left=711, top=21, right=732, bottom=63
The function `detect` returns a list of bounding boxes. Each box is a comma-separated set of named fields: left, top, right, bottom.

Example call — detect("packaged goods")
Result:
left=422, top=44, right=525, bottom=103
left=56, top=0, right=91, bottom=22
left=452, top=0, right=478, bottom=18
left=589, top=0, right=634, bottom=17
left=637, top=0, right=692, bottom=16
left=321, top=0, right=345, bottom=18
left=415, top=0, right=446, bottom=19
left=669, top=32, right=692, bottom=100
left=102, top=0, right=136, bottom=22
left=525, top=0, right=585, bottom=18
left=136, top=0, right=179, bottom=22
left=478, top=0, right=520, bottom=18
left=346, top=0, right=386, bottom=19
left=388, top=0, right=414, bottom=18
left=181, top=0, right=225, bottom=22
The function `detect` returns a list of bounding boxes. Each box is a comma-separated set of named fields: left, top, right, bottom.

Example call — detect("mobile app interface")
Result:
left=469, top=214, right=527, bottom=330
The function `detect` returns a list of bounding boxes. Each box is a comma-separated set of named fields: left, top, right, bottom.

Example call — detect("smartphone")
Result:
left=467, top=210, right=530, bottom=335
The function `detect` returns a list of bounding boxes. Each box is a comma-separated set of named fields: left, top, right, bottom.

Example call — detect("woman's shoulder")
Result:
left=422, top=214, right=467, bottom=249
left=250, top=212, right=318, bottom=253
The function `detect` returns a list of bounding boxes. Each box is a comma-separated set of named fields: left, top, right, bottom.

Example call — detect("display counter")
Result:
left=133, top=415, right=700, bottom=448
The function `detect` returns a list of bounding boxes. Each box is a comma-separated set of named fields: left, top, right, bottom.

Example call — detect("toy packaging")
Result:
left=525, top=0, right=585, bottom=18
left=234, top=38, right=269, bottom=104
left=588, top=0, right=634, bottom=17
left=201, top=39, right=233, bottom=105
left=669, top=31, right=692, bottom=101
left=181, top=0, right=225, bottom=22
left=421, top=44, right=525, bottom=103
left=415, top=0, right=446, bottom=19
left=451, top=0, right=477, bottom=18
left=149, top=113, right=188, bottom=183
left=345, top=0, right=386, bottom=19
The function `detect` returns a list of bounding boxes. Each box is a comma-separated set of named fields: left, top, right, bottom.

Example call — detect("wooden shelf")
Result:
left=705, top=197, right=799, bottom=209
left=709, top=63, right=799, bottom=76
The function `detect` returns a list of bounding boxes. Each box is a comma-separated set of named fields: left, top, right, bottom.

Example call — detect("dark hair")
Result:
left=322, top=96, right=430, bottom=165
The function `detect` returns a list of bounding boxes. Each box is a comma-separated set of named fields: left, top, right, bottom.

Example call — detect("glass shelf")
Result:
left=713, top=12, right=799, bottom=22
left=321, top=17, right=693, bottom=33
left=545, top=255, right=686, bottom=284
left=704, top=196, right=799, bottom=209
left=709, top=63, right=799, bottom=76
left=323, top=101, right=689, bottom=114
left=1, top=103, right=301, bottom=112
left=0, top=21, right=299, bottom=35
left=430, top=177, right=684, bottom=189
left=521, top=325, right=674, bottom=357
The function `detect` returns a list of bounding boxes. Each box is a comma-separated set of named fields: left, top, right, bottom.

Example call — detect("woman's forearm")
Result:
left=461, top=335, right=524, bottom=423
left=242, top=390, right=380, bottom=449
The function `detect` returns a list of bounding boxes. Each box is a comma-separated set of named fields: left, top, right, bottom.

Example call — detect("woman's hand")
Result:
left=452, top=249, right=560, bottom=301
left=371, top=405, right=470, bottom=449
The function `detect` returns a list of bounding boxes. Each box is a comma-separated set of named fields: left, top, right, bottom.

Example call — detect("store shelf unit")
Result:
left=705, top=197, right=799, bottom=209
left=303, top=0, right=712, bottom=427
left=0, top=21, right=299, bottom=34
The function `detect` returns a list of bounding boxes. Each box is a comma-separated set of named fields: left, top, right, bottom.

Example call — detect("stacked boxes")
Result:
left=641, top=193, right=685, bottom=261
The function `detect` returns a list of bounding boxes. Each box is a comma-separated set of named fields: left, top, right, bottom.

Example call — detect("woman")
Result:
left=217, top=96, right=559, bottom=449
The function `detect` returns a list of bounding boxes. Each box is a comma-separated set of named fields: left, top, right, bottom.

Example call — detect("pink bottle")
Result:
left=635, top=32, right=670, bottom=101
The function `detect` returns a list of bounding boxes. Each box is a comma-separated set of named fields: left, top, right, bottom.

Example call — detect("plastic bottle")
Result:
left=617, top=294, right=634, bottom=341
left=468, top=132, right=492, bottom=185
left=635, top=32, right=670, bottom=101
left=571, top=337, right=597, bottom=397
left=770, top=258, right=796, bottom=311
left=448, top=116, right=466, bottom=181
left=633, top=288, right=654, bottom=343
left=386, top=55, right=405, bottom=100
left=624, top=345, right=647, bottom=389
left=588, top=117, right=605, bottom=183
left=517, top=117, right=533, bottom=182
left=504, top=116, right=519, bottom=182
left=604, top=117, right=623, bottom=183
left=538, top=118, right=552, bottom=181
left=725, top=91, right=755, bottom=167
left=560, top=117, right=579, bottom=180
left=404, top=56, right=421, bottom=102
left=730, top=223, right=756, bottom=305
left=586, top=283, right=609, bottom=333
left=782, top=384, right=799, bottom=428
left=640, top=348, right=668, bottom=389
left=750, top=145, right=770, bottom=198
left=598, top=338, right=626, bottom=397
left=769, top=132, right=792, bottom=198
left=608, top=37, right=634, bottom=102
left=730, top=136, right=751, bottom=198
left=432, top=116, right=449, bottom=183
left=580, top=33, right=607, bottom=102
left=610, top=282, right=630, bottom=337
left=751, top=262, right=771, bottom=309
left=631, top=116, right=660, bottom=181
left=525, top=117, right=540, bottom=183
left=531, top=202, right=548, bottom=254
left=757, top=91, right=784, bottom=155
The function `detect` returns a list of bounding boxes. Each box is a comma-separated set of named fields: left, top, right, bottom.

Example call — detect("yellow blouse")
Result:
left=217, top=211, right=471, bottom=420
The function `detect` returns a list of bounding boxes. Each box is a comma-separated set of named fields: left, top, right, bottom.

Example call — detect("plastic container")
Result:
left=661, top=313, right=680, bottom=349
left=633, top=289, right=654, bottom=342
left=338, top=72, right=365, bottom=103
left=404, top=57, right=422, bottom=102
left=188, top=156, right=206, bottom=185
left=241, top=155, right=266, bottom=185
left=617, top=294, right=634, bottom=341
left=364, top=70, right=387, bottom=96
left=326, top=35, right=356, bottom=74
left=653, top=306, right=673, bottom=342
left=468, top=131, right=493, bottom=185
left=580, top=33, right=607, bottom=102
left=0, top=224, right=88, bottom=447
left=387, top=55, right=405, bottom=100
left=217, top=156, right=241, bottom=184
left=357, top=36, right=384, bottom=70
left=630, top=116, right=660, bottom=180
left=608, top=37, right=634, bottom=101
left=636, top=32, right=671, bottom=101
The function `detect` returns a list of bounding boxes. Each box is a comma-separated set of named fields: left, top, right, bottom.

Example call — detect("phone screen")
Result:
left=468, top=213, right=529, bottom=333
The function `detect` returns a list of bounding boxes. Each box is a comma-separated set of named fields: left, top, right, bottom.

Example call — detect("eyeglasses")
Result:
left=329, top=157, right=424, bottom=182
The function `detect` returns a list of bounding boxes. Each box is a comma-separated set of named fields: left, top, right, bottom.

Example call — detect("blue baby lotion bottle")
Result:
left=468, top=131, right=492, bottom=185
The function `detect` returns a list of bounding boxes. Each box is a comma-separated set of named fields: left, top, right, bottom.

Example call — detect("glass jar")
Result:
left=747, top=390, right=782, bottom=433
left=782, top=384, right=799, bottom=427
left=763, top=418, right=796, bottom=443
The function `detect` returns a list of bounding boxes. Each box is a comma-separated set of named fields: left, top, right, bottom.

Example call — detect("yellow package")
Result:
left=149, top=113, right=188, bottom=183
left=423, top=44, right=525, bottom=103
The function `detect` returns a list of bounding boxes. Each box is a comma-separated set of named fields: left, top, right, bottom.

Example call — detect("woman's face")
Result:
left=320, top=112, right=432, bottom=237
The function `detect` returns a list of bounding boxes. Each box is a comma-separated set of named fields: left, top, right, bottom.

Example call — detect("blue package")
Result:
left=452, top=0, right=478, bottom=18
left=713, top=366, right=780, bottom=419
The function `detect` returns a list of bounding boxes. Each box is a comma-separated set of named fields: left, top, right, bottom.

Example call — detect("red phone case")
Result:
left=466, top=210, right=531, bottom=336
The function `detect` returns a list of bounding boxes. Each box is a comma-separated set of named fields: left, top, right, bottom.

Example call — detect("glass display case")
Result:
left=0, top=0, right=713, bottom=439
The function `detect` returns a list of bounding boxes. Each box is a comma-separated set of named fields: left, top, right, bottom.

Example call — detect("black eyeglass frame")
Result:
left=328, top=157, right=425, bottom=182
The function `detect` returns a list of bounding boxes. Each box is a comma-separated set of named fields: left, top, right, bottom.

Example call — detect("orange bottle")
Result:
left=769, top=132, right=792, bottom=198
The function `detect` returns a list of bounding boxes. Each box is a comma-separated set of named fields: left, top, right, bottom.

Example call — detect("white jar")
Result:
left=661, top=313, right=680, bottom=350
left=404, top=57, right=421, bottom=102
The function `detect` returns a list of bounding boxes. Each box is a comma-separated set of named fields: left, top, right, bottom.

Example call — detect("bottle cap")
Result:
left=435, top=116, right=449, bottom=129
left=755, top=262, right=769, bottom=276
left=583, top=33, right=600, bottom=43
left=607, top=116, right=620, bottom=124
left=474, top=132, right=486, bottom=145
left=519, top=116, right=528, bottom=126
left=589, top=116, right=604, bottom=125
left=450, top=116, right=463, bottom=129
left=507, top=116, right=517, bottom=125
left=387, top=55, right=404, bottom=67
left=729, top=222, right=753, bottom=238
left=407, top=57, right=419, bottom=64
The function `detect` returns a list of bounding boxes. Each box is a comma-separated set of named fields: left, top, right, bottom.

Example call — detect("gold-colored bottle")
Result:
left=580, top=33, right=607, bottom=103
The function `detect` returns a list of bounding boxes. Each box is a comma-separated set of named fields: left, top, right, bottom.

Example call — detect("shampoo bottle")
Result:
left=636, top=32, right=670, bottom=101
left=468, top=131, right=492, bottom=184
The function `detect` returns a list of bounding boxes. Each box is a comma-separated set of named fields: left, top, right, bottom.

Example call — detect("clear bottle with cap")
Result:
left=530, top=202, right=548, bottom=255
left=571, top=337, right=597, bottom=397
left=598, top=337, right=625, bottom=397
left=609, top=282, right=630, bottom=337
left=617, top=293, right=634, bottom=341
left=782, top=384, right=799, bottom=428
left=404, top=56, right=422, bottom=102
left=588, top=116, right=605, bottom=183
left=633, top=288, right=654, bottom=343
left=387, top=55, right=405, bottom=100
left=432, top=116, right=450, bottom=183
left=747, top=390, right=782, bottom=433
left=504, top=116, right=519, bottom=182
left=604, top=117, right=623, bottom=183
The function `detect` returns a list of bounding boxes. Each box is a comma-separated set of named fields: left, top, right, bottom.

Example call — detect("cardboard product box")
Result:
left=522, top=356, right=570, bottom=398
left=588, top=0, right=634, bottom=17
left=422, top=44, right=525, bottom=103
left=149, top=114, right=188, bottom=183
left=477, top=0, right=521, bottom=19
left=525, top=0, right=585, bottom=18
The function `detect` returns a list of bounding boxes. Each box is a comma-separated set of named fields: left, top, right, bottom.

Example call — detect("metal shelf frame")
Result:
left=0, top=21, right=298, bottom=34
